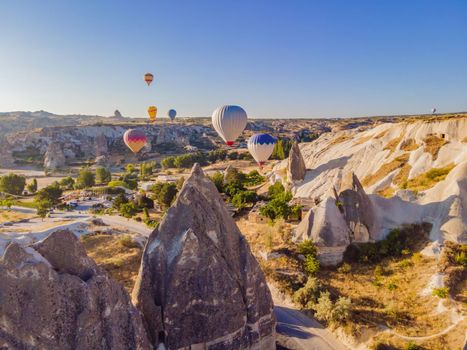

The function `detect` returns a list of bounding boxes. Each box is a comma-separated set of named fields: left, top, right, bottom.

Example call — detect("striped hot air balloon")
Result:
left=144, top=73, right=154, bottom=86
left=247, top=133, right=276, bottom=167
left=123, top=129, right=147, bottom=153
left=211, top=105, right=247, bottom=146
left=168, top=109, right=177, bottom=121
left=148, top=106, right=157, bottom=123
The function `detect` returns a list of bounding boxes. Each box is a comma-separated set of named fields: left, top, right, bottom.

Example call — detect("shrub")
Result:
left=119, top=202, right=139, bottom=218
left=293, top=277, right=321, bottom=308
left=76, top=168, right=95, bottom=189
left=161, top=156, right=176, bottom=168
left=231, top=190, right=257, bottom=209
left=118, top=235, right=138, bottom=249
left=304, top=255, right=320, bottom=276
left=59, top=176, right=75, bottom=190
left=297, top=240, right=317, bottom=256
left=313, top=291, right=351, bottom=326
left=0, top=173, right=26, bottom=195
left=95, top=167, right=111, bottom=185
left=432, top=287, right=449, bottom=298
left=209, top=172, right=224, bottom=192
left=26, top=179, right=38, bottom=193
left=112, top=193, right=128, bottom=210
left=337, top=263, right=351, bottom=273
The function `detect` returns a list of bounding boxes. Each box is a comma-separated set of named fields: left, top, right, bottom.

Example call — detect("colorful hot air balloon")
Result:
left=247, top=133, right=276, bottom=167
left=148, top=106, right=157, bottom=123
left=211, top=105, right=247, bottom=146
left=168, top=109, right=177, bottom=121
left=144, top=73, right=154, bottom=86
left=123, top=129, right=147, bottom=153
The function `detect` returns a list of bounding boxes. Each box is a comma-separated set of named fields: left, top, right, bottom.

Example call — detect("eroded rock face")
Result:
left=44, top=142, right=66, bottom=169
left=133, top=164, right=276, bottom=350
left=293, top=172, right=374, bottom=265
left=335, top=172, right=375, bottom=242
left=287, top=143, right=306, bottom=182
left=0, top=230, right=150, bottom=350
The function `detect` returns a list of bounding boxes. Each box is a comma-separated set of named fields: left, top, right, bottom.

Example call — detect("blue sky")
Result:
left=0, top=0, right=466, bottom=118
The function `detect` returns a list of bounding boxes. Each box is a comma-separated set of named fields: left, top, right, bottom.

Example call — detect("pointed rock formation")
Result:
left=132, top=164, right=276, bottom=350
left=287, top=143, right=306, bottom=182
left=335, top=172, right=375, bottom=242
left=0, top=230, right=150, bottom=350
left=44, top=142, right=66, bottom=170
left=293, top=172, right=374, bottom=265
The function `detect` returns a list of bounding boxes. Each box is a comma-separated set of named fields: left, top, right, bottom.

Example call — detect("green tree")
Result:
left=112, top=193, right=128, bottom=210
left=59, top=176, right=75, bottom=190
left=76, top=168, right=95, bottom=189
left=304, top=255, right=320, bottom=275
left=26, top=178, right=38, bottom=193
left=161, top=156, right=176, bottom=169
left=158, top=183, right=178, bottom=208
left=125, top=163, right=136, bottom=173
left=231, top=190, right=257, bottom=209
left=0, top=173, right=26, bottom=195
left=95, top=167, right=111, bottom=185
left=140, top=162, right=153, bottom=179
left=35, top=182, right=63, bottom=207
left=209, top=172, right=224, bottom=193
left=119, top=202, right=138, bottom=218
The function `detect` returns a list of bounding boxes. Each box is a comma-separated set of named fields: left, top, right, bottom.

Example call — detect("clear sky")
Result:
left=0, top=0, right=466, bottom=119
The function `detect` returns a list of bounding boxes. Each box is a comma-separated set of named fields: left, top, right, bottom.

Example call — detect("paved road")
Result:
left=274, top=305, right=348, bottom=350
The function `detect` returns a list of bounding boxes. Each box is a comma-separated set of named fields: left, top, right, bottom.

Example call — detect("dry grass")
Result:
left=329, top=134, right=352, bottom=146
left=362, top=153, right=410, bottom=187
left=0, top=210, right=35, bottom=222
left=405, top=163, right=455, bottom=192
left=399, top=138, right=419, bottom=151
left=393, top=163, right=412, bottom=187
left=376, top=186, right=395, bottom=198
left=383, top=136, right=403, bottom=157
left=371, top=320, right=467, bottom=350
left=353, top=135, right=373, bottom=146
left=374, top=130, right=388, bottom=139
left=319, top=254, right=453, bottom=337
left=423, top=135, right=448, bottom=160
left=80, top=233, right=143, bottom=292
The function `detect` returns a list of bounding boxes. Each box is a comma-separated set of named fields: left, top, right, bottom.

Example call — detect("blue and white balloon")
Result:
left=247, top=133, right=276, bottom=166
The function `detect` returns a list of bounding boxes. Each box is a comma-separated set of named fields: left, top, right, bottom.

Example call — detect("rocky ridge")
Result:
left=0, top=230, right=150, bottom=350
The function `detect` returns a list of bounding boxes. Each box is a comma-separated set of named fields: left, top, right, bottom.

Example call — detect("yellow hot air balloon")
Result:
left=148, top=106, right=157, bottom=123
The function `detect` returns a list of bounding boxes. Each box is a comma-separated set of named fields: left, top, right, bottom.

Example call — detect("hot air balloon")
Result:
left=168, top=109, right=177, bottom=121
left=432, top=107, right=437, bottom=114
left=212, top=105, right=247, bottom=146
left=148, top=106, right=157, bottom=123
left=123, top=129, right=147, bottom=153
left=144, top=73, right=154, bottom=86
left=247, top=133, right=276, bottom=167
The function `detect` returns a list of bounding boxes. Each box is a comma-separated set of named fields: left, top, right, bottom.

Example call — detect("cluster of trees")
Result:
left=148, top=181, right=180, bottom=209
left=209, top=168, right=265, bottom=209
left=259, top=182, right=301, bottom=221
left=271, top=139, right=293, bottom=160
left=345, top=227, right=421, bottom=263
left=112, top=192, right=154, bottom=220
left=161, top=150, right=253, bottom=170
